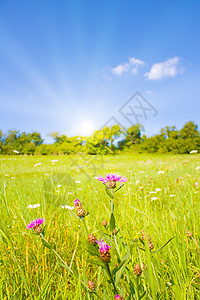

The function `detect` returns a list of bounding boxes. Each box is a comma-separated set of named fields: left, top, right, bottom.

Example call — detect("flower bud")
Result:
left=88, top=234, right=96, bottom=245
left=112, top=229, right=117, bottom=235
left=88, top=280, right=95, bottom=291
left=102, top=220, right=107, bottom=227
left=34, top=224, right=42, bottom=234
left=100, top=251, right=111, bottom=263
left=187, top=231, right=192, bottom=238
left=76, top=207, right=86, bottom=217
left=134, top=264, right=142, bottom=276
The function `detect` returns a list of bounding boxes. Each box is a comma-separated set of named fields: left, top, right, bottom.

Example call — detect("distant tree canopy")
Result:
left=0, top=121, right=200, bottom=155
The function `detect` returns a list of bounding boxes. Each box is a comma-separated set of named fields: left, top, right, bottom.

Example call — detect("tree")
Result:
left=30, top=132, right=43, bottom=146
left=125, top=124, right=143, bottom=147
left=180, top=121, right=199, bottom=139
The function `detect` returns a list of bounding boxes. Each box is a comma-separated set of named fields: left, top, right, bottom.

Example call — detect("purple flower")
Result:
left=74, top=199, right=82, bottom=207
left=115, top=296, right=121, bottom=299
left=26, top=218, right=44, bottom=230
left=97, top=173, right=128, bottom=189
left=95, top=238, right=111, bottom=253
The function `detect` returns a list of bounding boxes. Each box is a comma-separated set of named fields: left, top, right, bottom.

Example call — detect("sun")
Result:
left=79, top=120, right=95, bottom=136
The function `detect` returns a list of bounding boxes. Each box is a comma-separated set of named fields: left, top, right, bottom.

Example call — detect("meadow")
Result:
left=0, top=154, right=199, bottom=299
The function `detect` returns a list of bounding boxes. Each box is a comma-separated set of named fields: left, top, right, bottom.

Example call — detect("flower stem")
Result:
left=110, top=189, right=114, bottom=214
left=106, top=263, right=118, bottom=294
left=135, top=276, right=140, bottom=300
left=82, top=217, right=89, bottom=235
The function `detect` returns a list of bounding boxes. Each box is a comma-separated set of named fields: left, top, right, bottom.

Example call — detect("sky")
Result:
left=0, top=0, right=200, bottom=142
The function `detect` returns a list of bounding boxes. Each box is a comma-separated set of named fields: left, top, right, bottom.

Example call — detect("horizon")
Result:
left=0, top=0, right=200, bottom=143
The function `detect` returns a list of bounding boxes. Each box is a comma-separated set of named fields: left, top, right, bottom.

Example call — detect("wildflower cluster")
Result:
left=26, top=172, right=177, bottom=299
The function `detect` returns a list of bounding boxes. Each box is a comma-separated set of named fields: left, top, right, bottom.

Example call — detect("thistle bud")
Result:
left=102, top=220, right=107, bottom=227
left=108, top=180, right=116, bottom=189
left=187, top=231, right=192, bottom=238
left=134, top=264, right=142, bottom=276
left=100, top=251, right=111, bottom=263
left=88, top=280, right=95, bottom=291
left=34, top=224, right=42, bottom=234
left=88, top=234, right=96, bottom=245
left=112, top=229, right=117, bottom=235
left=76, top=207, right=86, bottom=217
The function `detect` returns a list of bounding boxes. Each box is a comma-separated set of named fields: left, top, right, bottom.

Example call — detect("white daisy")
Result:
left=34, top=163, right=42, bottom=167
left=27, top=204, right=40, bottom=209
left=61, top=205, right=74, bottom=210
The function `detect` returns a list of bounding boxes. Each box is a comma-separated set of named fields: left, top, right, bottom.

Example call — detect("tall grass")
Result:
left=0, top=154, right=199, bottom=299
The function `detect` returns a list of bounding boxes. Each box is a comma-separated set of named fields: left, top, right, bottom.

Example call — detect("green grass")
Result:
left=0, top=154, right=200, bottom=299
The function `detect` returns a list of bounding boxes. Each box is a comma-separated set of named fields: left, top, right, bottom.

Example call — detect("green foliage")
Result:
left=1, top=121, right=200, bottom=155
left=0, top=154, right=200, bottom=298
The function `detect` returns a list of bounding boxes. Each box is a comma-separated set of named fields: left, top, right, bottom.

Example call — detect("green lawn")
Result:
left=0, top=154, right=199, bottom=299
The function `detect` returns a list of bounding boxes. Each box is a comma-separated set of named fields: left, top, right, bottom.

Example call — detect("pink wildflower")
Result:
left=115, top=296, right=121, bottom=299
left=74, top=199, right=82, bottom=207
left=97, top=173, right=127, bottom=189
left=95, top=238, right=111, bottom=253
left=26, top=218, right=44, bottom=230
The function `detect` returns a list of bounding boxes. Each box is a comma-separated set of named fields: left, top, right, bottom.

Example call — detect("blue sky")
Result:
left=0, top=0, right=200, bottom=142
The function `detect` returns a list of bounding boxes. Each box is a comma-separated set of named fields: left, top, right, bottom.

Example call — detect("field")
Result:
left=0, top=154, right=200, bottom=299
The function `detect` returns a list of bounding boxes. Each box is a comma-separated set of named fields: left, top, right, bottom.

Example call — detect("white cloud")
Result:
left=112, top=57, right=145, bottom=76
left=145, top=57, right=182, bottom=80
left=146, top=90, right=153, bottom=95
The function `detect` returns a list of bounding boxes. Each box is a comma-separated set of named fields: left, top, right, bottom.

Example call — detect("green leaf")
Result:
left=86, top=243, right=99, bottom=257
left=113, top=250, right=130, bottom=275
left=114, top=184, right=124, bottom=193
left=191, top=282, right=200, bottom=290
left=41, top=238, right=52, bottom=249
left=72, top=265, right=79, bottom=280
left=86, top=259, right=106, bottom=268
left=129, top=280, right=135, bottom=296
left=109, top=213, right=116, bottom=232
left=104, top=185, right=113, bottom=199
left=114, top=250, right=130, bottom=286
left=57, top=261, right=72, bottom=273
left=69, top=211, right=80, bottom=219
left=140, top=291, right=147, bottom=299
left=152, top=236, right=175, bottom=254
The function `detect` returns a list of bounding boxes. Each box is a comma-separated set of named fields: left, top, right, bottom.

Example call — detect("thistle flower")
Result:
left=96, top=238, right=111, bottom=263
left=26, top=218, right=44, bottom=234
left=115, top=296, right=125, bottom=300
left=74, top=199, right=82, bottom=208
left=96, top=239, right=111, bottom=252
left=74, top=199, right=86, bottom=217
left=97, top=173, right=128, bottom=189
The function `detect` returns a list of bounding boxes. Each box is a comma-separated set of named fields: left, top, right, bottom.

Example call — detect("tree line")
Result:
left=0, top=121, right=199, bottom=155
